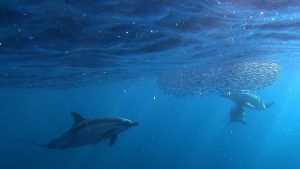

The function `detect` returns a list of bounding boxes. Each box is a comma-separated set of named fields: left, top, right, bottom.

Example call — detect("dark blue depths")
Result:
left=1, top=0, right=300, bottom=169
left=1, top=74, right=300, bottom=169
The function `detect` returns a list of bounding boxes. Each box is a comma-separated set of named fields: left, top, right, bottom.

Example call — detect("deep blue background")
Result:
left=1, top=69, right=300, bottom=169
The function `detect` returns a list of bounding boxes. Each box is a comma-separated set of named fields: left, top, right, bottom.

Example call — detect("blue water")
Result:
left=1, top=1, right=300, bottom=169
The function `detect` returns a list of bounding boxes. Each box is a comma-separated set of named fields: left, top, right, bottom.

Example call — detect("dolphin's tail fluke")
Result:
left=266, top=102, right=275, bottom=109
left=31, top=139, right=49, bottom=148
left=227, top=120, right=247, bottom=125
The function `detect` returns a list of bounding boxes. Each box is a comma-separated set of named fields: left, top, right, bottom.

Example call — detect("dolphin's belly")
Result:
left=68, top=123, right=115, bottom=147
left=244, top=97, right=262, bottom=109
left=231, top=93, right=262, bottom=109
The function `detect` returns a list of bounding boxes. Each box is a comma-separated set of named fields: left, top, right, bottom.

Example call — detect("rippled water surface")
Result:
left=1, top=0, right=300, bottom=88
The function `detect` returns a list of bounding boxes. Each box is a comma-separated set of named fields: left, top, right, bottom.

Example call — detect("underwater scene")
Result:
left=1, top=0, right=300, bottom=169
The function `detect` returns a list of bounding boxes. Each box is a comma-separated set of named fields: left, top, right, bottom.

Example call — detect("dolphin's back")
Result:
left=62, top=117, right=127, bottom=148
left=69, top=117, right=124, bottom=134
left=32, top=113, right=138, bottom=150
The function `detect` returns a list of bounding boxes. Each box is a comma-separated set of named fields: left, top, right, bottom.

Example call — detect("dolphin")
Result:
left=32, top=112, right=138, bottom=150
left=228, top=102, right=247, bottom=125
left=221, top=90, right=274, bottom=111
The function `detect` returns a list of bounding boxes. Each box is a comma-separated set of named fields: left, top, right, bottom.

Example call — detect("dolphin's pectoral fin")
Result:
left=266, top=102, right=275, bottom=109
left=109, top=134, right=117, bottom=146
left=71, top=112, right=86, bottom=126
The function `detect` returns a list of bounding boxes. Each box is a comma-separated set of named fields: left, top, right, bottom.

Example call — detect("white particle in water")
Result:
left=289, top=86, right=293, bottom=93
left=217, top=2, right=220, bottom=5
left=0, top=42, right=2, bottom=46
left=150, top=30, right=153, bottom=33
left=153, top=96, right=156, bottom=100
left=125, top=31, right=129, bottom=34
left=260, top=11, right=264, bottom=15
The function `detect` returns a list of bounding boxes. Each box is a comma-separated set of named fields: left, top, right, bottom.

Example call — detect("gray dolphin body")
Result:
left=228, top=102, right=246, bottom=125
left=33, top=112, right=138, bottom=150
left=221, top=90, right=274, bottom=111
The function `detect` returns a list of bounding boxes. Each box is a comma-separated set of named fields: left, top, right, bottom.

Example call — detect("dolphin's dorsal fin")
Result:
left=71, top=112, right=86, bottom=126
left=109, top=134, right=117, bottom=146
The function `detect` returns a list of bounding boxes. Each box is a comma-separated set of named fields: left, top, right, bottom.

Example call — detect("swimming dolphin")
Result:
left=32, top=112, right=138, bottom=150
left=228, top=102, right=247, bottom=125
left=221, top=90, right=274, bottom=111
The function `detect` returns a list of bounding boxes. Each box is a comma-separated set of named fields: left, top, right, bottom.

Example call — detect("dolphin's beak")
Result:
left=129, top=122, right=139, bottom=127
